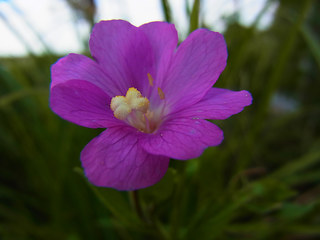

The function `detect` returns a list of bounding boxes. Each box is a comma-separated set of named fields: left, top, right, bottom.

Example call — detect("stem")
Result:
left=129, top=191, right=169, bottom=240
left=129, top=190, right=145, bottom=221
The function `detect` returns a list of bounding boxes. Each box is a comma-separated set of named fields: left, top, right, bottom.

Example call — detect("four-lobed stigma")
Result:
left=110, top=87, right=149, bottom=120
left=110, top=74, right=166, bottom=133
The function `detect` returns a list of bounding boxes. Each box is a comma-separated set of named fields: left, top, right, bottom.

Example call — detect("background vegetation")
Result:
left=1, top=0, right=320, bottom=239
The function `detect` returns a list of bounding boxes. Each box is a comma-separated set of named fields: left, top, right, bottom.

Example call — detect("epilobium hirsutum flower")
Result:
left=50, top=20, right=252, bottom=190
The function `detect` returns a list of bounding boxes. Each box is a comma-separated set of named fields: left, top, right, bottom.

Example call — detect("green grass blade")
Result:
left=189, top=0, right=200, bottom=33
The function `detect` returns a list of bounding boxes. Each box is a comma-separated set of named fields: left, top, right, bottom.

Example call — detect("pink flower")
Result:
left=50, top=20, right=252, bottom=190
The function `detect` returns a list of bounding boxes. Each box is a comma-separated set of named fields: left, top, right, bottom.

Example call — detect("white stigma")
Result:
left=110, top=88, right=149, bottom=120
left=110, top=74, right=166, bottom=133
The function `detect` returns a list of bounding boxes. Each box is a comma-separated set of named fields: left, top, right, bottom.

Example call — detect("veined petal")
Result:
left=163, top=29, right=228, bottom=113
left=50, top=80, right=121, bottom=128
left=140, top=22, right=178, bottom=98
left=51, top=53, right=117, bottom=97
left=140, top=118, right=223, bottom=160
left=89, top=20, right=154, bottom=96
left=178, top=88, right=252, bottom=120
left=81, top=127, right=170, bottom=190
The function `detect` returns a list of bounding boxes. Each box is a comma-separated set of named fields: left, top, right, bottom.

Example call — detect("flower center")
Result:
left=110, top=87, right=158, bottom=133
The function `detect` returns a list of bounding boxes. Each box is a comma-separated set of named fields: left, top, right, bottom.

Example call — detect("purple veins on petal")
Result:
left=89, top=20, right=155, bottom=96
left=140, top=118, right=224, bottom=160
left=178, top=88, right=253, bottom=120
left=161, top=29, right=228, bottom=113
left=81, top=127, right=170, bottom=191
left=51, top=53, right=118, bottom=97
left=50, top=80, right=122, bottom=128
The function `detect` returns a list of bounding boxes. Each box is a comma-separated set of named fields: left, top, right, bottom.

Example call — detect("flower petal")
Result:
left=178, top=88, right=252, bottom=120
left=51, top=53, right=117, bottom=97
left=81, top=127, right=170, bottom=190
left=162, top=29, right=228, bottom=113
left=89, top=20, right=154, bottom=96
left=140, top=118, right=223, bottom=160
left=50, top=80, right=121, bottom=128
left=139, top=22, right=178, bottom=89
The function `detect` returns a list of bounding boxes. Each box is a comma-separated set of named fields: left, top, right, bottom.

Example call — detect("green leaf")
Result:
left=270, top=149, right=320, bottom=180
left=301, top=24, right=320, bottom=68
left=140, top=168, right=176, bottom=203
left=247, top=179, right=297, bottom=214
left=160, top=0, right=172, bottom=23
left=74, top=168, right=143, bottom=229
left=0, top=88, right=47, bottom=108
left=280, top=202, right=315, bottom=220
left=189, top=0, right=200, bottom=33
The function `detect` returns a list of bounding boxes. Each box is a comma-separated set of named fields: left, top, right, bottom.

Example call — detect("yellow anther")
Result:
left=157, top=87, right=165, bottom=100
left=147, top=73, right=154, bottom=87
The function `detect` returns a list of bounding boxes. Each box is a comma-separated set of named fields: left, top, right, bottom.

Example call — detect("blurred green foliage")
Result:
left=1, top=0, right=320, bottom=239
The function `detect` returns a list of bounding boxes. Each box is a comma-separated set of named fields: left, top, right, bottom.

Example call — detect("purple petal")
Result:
left=162, top=29, right=228, bottom=113
left=140, top=118, right=223, bottom=160
left=81, top=127, right=170, bottom=190
left=140, top=22, right=178, bottom=89
left=89, top=20, right=154, bottom=96
left=178, top=88, right=252, bottom=120
left=51, top=53, right=118, bottom=97
left=50, top=80, right=121, bottom=128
